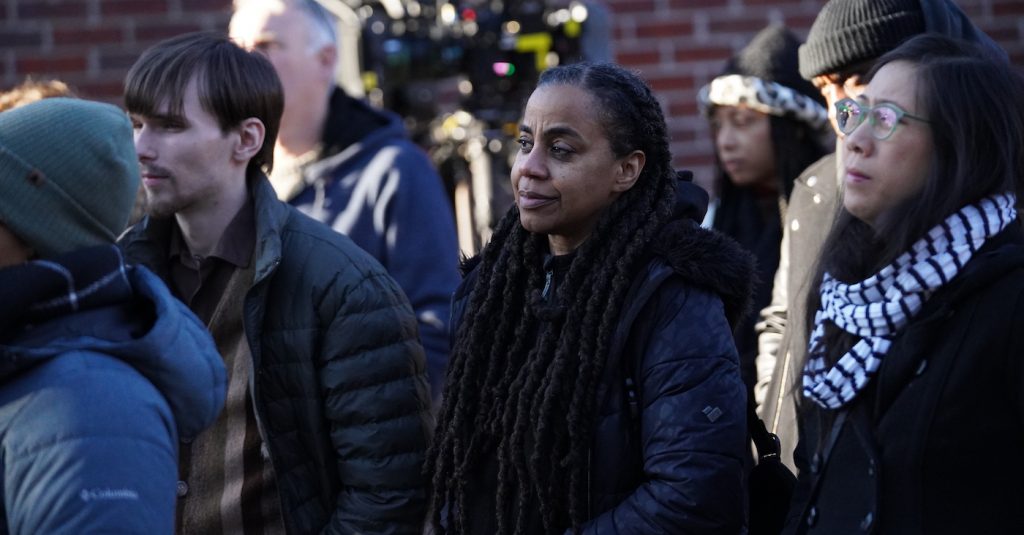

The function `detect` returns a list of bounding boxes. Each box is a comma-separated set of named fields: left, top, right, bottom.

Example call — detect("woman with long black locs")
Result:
left=427, top=62, right=754, bottom=534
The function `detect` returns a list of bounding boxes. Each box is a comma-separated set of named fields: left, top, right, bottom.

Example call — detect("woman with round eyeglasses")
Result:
left=784, top=34, right=1024, bottom=534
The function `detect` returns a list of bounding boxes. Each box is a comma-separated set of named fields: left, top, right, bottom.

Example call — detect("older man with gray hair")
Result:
left=230, top=0, right=460, bottom=402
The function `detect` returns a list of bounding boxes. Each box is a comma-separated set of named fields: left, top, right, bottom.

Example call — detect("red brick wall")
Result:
left=2, top=1, right=233, bottom=100
left=606, top=0, right=1024, bottom=187
left=3, top=0, right=1022, bottom=188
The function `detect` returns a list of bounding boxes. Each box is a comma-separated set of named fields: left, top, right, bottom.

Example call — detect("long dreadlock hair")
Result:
left=425, top=62, right=679, bottom=534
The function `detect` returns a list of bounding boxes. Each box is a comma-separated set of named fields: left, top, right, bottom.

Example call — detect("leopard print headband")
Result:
left=698, top=74, right=829, bottom=131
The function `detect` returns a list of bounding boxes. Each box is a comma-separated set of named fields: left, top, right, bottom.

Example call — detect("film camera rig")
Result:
left=321, top=0, right=601, bottom=253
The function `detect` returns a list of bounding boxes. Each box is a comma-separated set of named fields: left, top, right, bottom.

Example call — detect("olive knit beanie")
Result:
left=799, top=0, right=925, bottom=80
left=0, top=98, right=140, bottom=259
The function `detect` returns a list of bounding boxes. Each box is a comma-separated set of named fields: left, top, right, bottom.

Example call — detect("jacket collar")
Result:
left=299, top=91, right=406, bottom=192
left=127, top=173, right=288, bottom=287
left=248, top=174, right=288, bottom=285
left=319, top=88, right=392, bottom=160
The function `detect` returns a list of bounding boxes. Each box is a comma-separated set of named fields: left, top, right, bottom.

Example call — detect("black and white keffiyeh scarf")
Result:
left=802, top=193, right=1018, bottom=409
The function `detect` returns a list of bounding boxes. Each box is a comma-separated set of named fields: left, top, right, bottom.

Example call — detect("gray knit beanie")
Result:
left=0, top=98, right=140, bottom=259
left=799, top=0, right=925, bottom=80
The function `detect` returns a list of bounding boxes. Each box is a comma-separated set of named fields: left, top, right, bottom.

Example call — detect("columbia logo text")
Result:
left=79, top=488, right=140, bottom=502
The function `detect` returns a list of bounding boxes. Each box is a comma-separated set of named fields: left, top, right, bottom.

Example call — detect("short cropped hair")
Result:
left=233, top=0, right=337, bottom=51
left=294, top=0, right=337, bottom=50
left=124, top=31, right=284, bottom=176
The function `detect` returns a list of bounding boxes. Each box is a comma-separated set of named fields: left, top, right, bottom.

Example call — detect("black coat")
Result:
left=711, top=182, right=783, bottom=399
left=451, top=203, right=756, bottom=533
left=785, top=224, right=1024, bottom=535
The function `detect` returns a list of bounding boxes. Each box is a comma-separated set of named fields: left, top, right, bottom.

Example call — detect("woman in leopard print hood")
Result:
left=699, top=23, right=831, bottom=408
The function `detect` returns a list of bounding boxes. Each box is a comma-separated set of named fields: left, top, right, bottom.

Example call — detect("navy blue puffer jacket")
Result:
left=451, top=212, right=755, bottom=533
left=0, top=245, right=226, bottom=534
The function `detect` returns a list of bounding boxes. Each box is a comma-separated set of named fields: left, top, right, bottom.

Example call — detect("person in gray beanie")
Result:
left=0, top=97, right=226, bottom=534
left=755, top=0, right=1007, bottom=477
left=0, top=98, right=138, bottom=259
left=798, top=0, right=1005, bottom=82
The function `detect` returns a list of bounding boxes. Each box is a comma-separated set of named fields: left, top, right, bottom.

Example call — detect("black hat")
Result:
left=699, top=25, right=829, bottom=131
left=728, top=24, right=821, bottom=104
left=799, top=0, right=925, bottom=80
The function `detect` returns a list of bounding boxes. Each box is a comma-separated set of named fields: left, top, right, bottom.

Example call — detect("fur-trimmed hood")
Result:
left=650, top=218, right=757, bottom=328
left=647, top=174, right=756, bottom=327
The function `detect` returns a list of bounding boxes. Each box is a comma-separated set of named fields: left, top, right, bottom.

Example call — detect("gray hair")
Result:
left=299, top=0, right=337, bottom=51
left=233, top=0, right=337, bottom=51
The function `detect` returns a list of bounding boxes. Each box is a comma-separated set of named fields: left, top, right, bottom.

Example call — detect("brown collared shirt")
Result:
left=168, top=201, right=255, bottom=323
left=168, top=202, right=285, bottom=535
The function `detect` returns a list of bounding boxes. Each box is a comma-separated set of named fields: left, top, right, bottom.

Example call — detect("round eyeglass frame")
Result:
left=835, top=97, right=931, bottom=141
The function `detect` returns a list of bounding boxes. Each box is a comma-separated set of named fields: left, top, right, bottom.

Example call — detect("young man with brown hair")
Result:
left=119, top=32, right=432, bottom=534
